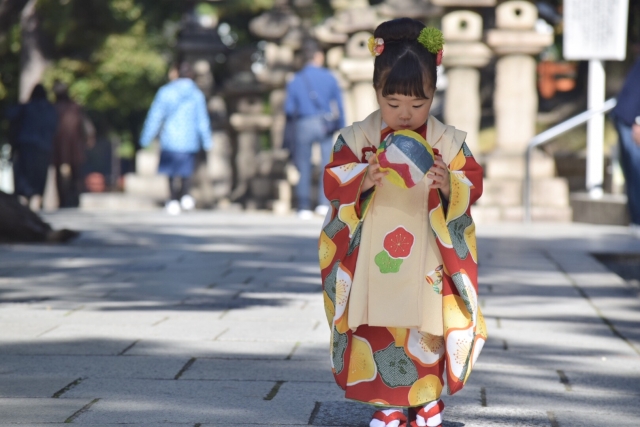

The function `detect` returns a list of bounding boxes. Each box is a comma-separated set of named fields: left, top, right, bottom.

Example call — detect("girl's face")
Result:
left=376, top=87, right=435, bottom=131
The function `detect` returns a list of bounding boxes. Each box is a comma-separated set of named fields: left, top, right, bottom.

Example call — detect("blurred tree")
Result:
left=0, top=0, right=29, bottom=36
left=1, top=0, right=188, bottom=146
left=0, top=0, right=335, bottom=147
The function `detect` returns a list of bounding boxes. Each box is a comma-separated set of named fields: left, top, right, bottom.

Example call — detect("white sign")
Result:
left=563, top=0, right=629, bottom=61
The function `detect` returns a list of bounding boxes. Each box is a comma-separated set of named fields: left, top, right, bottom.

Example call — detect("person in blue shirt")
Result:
left=612, top=57, right=640, bottom=233
left=140, top=63, right=212, bottom=215
left=6, top=84, right=58, bottom=211
left=285, top=41, right=345, bottom=219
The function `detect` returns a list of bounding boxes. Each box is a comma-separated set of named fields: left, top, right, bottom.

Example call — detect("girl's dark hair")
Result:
left=373, top=18, right=438, bottom=98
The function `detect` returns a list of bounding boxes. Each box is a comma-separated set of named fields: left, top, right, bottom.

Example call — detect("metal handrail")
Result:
left=523, top=97, right=617, bottom=222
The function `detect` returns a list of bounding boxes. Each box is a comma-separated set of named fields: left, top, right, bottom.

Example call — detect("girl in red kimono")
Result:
left=319, top=18, right=487, bottom=427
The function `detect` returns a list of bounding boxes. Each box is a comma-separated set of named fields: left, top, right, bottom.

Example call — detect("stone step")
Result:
left=472, top=205, right=572, bottom=223
left=80, top=193, right=158, bottom=211
left=484, top=152, right=556, bottom=179
left=477, top=177, right=570, bottom=207
left=124, top=174, right=169, bottom=200
left=570, top=192, right=629, bottom=226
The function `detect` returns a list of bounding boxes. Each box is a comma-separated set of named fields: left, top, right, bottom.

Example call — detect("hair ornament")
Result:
left=417, top=27, right=444, bottom=65
left=368, top=36, right=384, bottom=57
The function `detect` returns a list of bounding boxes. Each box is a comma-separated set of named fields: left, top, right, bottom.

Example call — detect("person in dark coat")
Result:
left=612, top=57, right=640, bottom=233
left=5, top=84, right=58, bottom=210
left=52, top=81, right=94, bottom=208
left=0, top=190, right=79, bottom=243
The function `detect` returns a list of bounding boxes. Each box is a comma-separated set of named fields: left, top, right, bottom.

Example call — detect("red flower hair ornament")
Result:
left=368, top=27, right=444, bottom=65
left=368, top=37, right=384, bottom=57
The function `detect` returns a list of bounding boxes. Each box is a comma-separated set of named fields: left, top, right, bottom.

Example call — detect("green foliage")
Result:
left=43, top=20, right=167, bottom=115
left=32, top=0, right=186, bottom=137
left=0, top=0, right=336, bottom=147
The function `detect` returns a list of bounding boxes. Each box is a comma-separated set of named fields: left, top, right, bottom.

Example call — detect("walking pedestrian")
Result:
left=284, top=41, right=345, bottom=219
left=52, top=81, right=94, bottom=208
left=319, top=19, right=486, bottom=427
left=5, top=84, right=58, bottom=210
left=140, top=62, right=211, bottom=215
left=612, top=57, right=640, bottom=235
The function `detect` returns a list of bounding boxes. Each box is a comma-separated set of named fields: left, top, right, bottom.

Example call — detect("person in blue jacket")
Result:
left=285, top=41, right=345, bottom=219
left=612, top=57, right=640, bottom=234
left=140, top=62, right=212, bottom=215
left=6, top=84, right=58, bottom=211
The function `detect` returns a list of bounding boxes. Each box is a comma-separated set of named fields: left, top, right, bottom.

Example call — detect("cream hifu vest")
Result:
left=340, top=111, right=466, bottom=335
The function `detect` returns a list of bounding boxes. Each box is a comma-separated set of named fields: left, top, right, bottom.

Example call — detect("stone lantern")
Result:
left=441, top=10, right=492, bottom=155
left=487, top=0, right=552, bottom=153
left=479, top=0, right=570, bottom=221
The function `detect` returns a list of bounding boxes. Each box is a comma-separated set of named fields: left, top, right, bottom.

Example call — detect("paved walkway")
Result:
left=1, top=210, right=639, bottom=426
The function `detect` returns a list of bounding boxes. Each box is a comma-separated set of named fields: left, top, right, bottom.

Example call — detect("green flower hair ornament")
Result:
left=417, top=27, right=444, bottom=54
left=418, top=27, right=444, bottom=65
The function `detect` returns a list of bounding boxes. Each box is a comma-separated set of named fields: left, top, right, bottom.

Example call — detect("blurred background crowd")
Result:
left=0, top=0, right=639, bottom=227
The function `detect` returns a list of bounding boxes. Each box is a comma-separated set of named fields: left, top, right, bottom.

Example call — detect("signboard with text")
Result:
left=563, top=0, right=629, bottom=61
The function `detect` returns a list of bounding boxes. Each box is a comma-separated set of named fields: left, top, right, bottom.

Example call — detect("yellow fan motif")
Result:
left=443, top=294, right=472, bottom=333
left=347, top=336, right=377, bottom=386
left=464, top=222, right=477, bottom=263
left=387, top=327, right=408, bottom=347
left=429, top=205, right=452, bottom=247
left=475, top=307, right=487, bottom=340
left=447, top=171, right=473, bottom=222
left=323, top=292, right=335, bottom=326
left=449, top=149, right=466, bottom=171
left=319, top=231, right=337, bottom=270
left=335, top=313, right=350, bottom=334
left=338, top=203, right=360, bottom=237
left=408, top=374, right=443, bottom=406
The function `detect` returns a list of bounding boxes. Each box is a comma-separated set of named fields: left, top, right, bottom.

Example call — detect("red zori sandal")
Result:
left=410, top=399, right=445, bottom=427
left=370, top=409, right=408, bottom=427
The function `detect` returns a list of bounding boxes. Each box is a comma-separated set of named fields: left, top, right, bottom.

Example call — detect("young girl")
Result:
left=319, top=18, right=487, bottom=427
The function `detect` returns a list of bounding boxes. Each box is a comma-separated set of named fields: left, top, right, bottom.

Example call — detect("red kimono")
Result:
left=319, top=112, right=487, bottom=408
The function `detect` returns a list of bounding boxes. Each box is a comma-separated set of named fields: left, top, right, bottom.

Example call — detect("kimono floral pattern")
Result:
left=375, top=227, right=415, bottom=273
left=319, top=122, right=486, bottom=407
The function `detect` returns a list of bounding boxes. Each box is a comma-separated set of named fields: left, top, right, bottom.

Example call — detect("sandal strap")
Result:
left=372, top=410, right=407, bottom=425
left=416, top=400, right=445, bottom=420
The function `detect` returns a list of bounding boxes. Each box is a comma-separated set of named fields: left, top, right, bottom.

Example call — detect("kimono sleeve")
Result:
left=428, top=141, right=486, bottom=395
left=319, top=133, right=374, bottom=331
left=445, top=141, right=483, bottom=222
left=323, top=134, right=371, bottom=218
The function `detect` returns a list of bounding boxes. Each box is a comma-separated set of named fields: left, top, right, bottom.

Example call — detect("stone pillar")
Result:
left=487, top=0, right=552, bottom=153
left=228, top=97, right=273, bottom=207
left=441, top=10, right=492, bottom=154
left=474, top=1, right=570, bottom=222
left=339, top=32, right=377, bottom=123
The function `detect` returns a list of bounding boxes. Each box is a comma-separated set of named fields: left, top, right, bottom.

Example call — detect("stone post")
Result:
left=339, top=31, right=377, bottom=124
left=228, top=97, right=273, bottom=208
left=477, top=0, right=570, bottom=222
left=441, top=10, right=492, bottom=154
left=487, top=1, right=552, bottom=153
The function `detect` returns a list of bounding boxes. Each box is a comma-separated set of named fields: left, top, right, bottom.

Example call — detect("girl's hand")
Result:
left=427, top=155, right=450, bottom=199
left=362, top=154, right=387, bottom=191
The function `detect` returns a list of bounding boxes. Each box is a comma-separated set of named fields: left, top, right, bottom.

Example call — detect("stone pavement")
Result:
left=0, top=210, right=639, bottom=426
